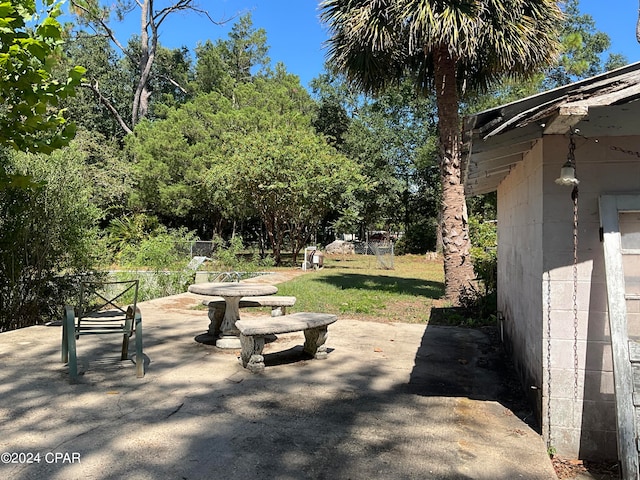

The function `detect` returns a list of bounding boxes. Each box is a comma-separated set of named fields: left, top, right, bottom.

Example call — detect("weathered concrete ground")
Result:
left=0, top=290, right=558, bottom=480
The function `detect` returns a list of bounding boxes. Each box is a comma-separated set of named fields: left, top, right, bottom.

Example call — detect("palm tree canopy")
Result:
left=320, top=0, right=564, bottom=95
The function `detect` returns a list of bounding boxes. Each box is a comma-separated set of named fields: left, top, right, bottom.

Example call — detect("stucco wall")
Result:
left=497, top=134, right=640, bottom=461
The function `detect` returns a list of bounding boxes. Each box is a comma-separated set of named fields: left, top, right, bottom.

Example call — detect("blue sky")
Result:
left=103, top=0, right=328, bottom=88
left=93, top=0, right=640, bottom=89
left=579, top=0, right=640, bottom=65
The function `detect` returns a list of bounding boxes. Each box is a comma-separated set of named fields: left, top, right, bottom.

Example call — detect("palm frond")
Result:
left=321, top=0, right=408, bottom=93
left=320, top=0, right=563, bottom=95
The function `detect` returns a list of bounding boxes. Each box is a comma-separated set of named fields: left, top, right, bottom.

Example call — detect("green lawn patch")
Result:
left=275, top=254, right=445, bottom=323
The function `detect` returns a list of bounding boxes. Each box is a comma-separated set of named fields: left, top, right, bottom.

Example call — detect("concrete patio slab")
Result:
left=0, top=289, right=558, bottom=480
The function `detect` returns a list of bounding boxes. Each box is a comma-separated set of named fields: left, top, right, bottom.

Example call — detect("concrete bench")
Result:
left=236, top=312, right=337, bottom=373
left=202, top=296, right=297, bottom=336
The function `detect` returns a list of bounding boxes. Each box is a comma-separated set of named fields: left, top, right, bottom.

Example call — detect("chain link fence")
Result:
left=353, top=241, right=395, bottom=270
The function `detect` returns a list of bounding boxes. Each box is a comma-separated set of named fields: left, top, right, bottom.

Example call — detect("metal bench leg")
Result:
left=303, top=326, right=329, bottom=359
left=134, top=310, right=144, bottom=378
left=61, top=306, right=71, bottom=363
left=239, top=334, right=265, bottom=373
left=63, top=306, right=78, bottom=383
left=121, top=317, right=131, bottom=360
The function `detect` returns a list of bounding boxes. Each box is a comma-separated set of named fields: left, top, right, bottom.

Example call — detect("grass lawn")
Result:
left=274, top=253, right=446, bottom=323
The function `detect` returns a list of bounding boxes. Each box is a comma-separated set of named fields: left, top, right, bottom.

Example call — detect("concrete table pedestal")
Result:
left=188, top=282, right=278, bottom=349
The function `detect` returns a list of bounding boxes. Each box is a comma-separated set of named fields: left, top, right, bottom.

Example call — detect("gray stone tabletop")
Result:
left=188, top=282, right=277, bottom=297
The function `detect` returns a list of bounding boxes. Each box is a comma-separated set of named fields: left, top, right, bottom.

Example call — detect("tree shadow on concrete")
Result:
left=1, top=313, right=553, bottom=480
left=407, top=324, right=540, bottom=432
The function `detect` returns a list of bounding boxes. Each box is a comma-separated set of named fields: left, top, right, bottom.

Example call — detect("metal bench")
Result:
left=62, top=279, right=143, bottom=382
left=202, top=295, right=297, bottom=336
left=235, top=312, right=337, bottom=373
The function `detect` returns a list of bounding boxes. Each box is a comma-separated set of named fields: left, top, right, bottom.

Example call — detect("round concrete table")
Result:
left=188, top=283, right=278, bottom=348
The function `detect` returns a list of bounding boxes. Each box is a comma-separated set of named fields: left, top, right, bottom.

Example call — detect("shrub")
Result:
left=111, top=227, right=197, bottom=300
left=463, top=216, right=498, bottom=320
left=0, top=148, right=102, bottom=331
left=119, top=226, right=196, bottom=270
left=395, top=217, right=437, bottom=255
left=211, top=235, right=275, bottom=272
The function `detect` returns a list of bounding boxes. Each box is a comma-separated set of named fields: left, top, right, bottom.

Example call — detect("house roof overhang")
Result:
left=462, top=62, right=640, bottom=196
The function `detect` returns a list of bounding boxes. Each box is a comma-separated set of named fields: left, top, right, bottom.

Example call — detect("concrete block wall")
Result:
left=539, top=135, right=640, bottom=460
left=496, top=135, right=640, bottom=460
left=497, top=140, right=545, bottom=415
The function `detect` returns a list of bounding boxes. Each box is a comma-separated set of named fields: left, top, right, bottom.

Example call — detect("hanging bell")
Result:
left=555, top=160, right=579, bottom=186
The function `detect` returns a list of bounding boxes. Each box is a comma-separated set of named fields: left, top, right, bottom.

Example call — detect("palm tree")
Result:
left=320, top=0, right=562, bottom=304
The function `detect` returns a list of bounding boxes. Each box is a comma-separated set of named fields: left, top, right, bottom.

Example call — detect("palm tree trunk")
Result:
left=433, top=46, right=475, bottom=304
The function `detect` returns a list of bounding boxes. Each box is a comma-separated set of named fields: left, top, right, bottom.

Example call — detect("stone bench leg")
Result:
left=271, top=306, right=285, bottom=317
left=239, top=334, right=265, bottom=373
left=303, top=326, right=329, bottom=359
left=207, top=304, right=225, bottom=336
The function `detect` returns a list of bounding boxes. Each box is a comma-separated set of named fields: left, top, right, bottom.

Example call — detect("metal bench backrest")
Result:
left=77, top=279, right=139, bottom=332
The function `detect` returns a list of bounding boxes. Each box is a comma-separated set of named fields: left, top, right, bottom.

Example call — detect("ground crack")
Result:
left=166, top=402, right=184, bottom=418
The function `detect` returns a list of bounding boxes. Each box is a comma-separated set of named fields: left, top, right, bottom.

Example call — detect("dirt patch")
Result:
left=242, top=269, right=309, bottom=285
left=552, top=457, right=621, bottom=479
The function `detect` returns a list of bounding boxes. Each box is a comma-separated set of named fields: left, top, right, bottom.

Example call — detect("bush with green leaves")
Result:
left=115, top=225, right=193, bottom=269
left=115, top=227, right=197, bottom=300
left=0, top=148, right=102, bottom=331
left=0, top=0, right=85, bottom=155
left=395, top=217, right=438, bottom=255
left=106, top=213, right=160, bottom=260
left=211, top=235, right=274, bottom=273
left=468, top=216, right=497, bottom=292
left=462, top=215, right=498, bottom=319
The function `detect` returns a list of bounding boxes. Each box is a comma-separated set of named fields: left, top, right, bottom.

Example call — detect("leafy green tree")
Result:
left=217, top=13, right=270, bottom=84
left=546, top=0, right=627, bottom=88
left=122, top=39, right=193, bottom=118
left=70, top=0, right=222, bottom=133
left=58, top=34, right=128, bottom=138
left=128, top=67, right=364, bottom=263
left=126, top=92, right=234, bottom=233
left=194, top=40, right=234, bottom=96
left=312, top=96, right=351, bottom=148
left=193, top=13, right=270, bottom=96
left=0, top=147, right=102, bottom=331
left=320, top=0, right=562, bottom=304
left=0, top=0, right=90, bottom=331
left=0, top=0, right=84, bottom=155
left=61, top=32, right=193, bottom=139
left=215, top=123, right=363, bottom=265
left=67, top=129, right=134, bottom=220
left=396, top=136, right=441, bottom=253
left=312, top=71, right=438, bottom=248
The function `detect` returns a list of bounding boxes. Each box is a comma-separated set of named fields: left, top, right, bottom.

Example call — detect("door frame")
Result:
left=599, top=194, right=639, bottom=480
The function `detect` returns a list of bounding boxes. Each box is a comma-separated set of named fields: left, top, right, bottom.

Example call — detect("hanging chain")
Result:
left=546, top=270, right=553, bottom=450
left=572, top=185, right=579, bottom=400
left=569, top=132, right=580, bottom=401
left=546, top=133, right=579, bottom=449
left=567, top=134, right=576, bottom=166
